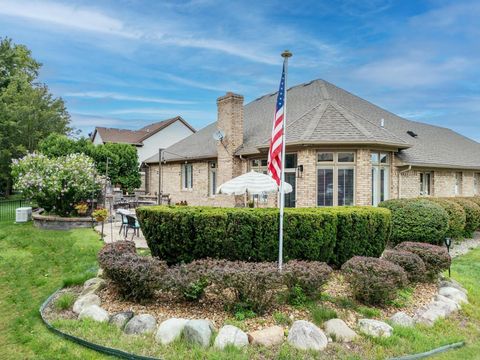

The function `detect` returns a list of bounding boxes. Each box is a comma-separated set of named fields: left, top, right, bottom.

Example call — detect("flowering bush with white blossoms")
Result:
left=11, top=153, right=103, bottom=216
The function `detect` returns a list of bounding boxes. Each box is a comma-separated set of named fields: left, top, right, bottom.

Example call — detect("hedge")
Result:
left=378, top=199, right=449, bottom=245
left=136, top=206, right=392, bottom=266
left=445, top=198, right=480, bottom=238
left=325, top=207, right=392, bottom=267
left=425, top=198, right=466, bottom=239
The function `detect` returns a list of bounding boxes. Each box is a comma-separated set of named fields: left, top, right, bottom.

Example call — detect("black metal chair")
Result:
left=125, top=215, right=140, bottom=240
left=118, top=212, right=128, bottom=237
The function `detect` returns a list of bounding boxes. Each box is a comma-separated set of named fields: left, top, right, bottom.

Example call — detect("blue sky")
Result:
left=1, top=0, right=479, bottom=141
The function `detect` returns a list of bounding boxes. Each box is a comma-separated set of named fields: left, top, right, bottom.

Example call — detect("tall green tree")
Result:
left=0, top=37, right=70, bottom=196
left=39, top=134, right=141, bottom=192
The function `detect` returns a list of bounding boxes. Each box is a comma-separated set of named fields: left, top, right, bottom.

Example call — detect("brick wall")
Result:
left=296, top=149, right=317, bottom=207
left=356, top=149, right=372, bottom=206
left=148, top=152, right=479, bottom=207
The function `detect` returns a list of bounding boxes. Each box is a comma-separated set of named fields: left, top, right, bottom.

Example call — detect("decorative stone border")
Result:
left=33, top=210, right=96, bottom=230
left=41, top=274, right=469, bottom=359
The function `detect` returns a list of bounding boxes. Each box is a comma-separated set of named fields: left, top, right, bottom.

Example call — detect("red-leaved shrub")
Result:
left=283, top=260, right=332, bottom=297
left=98, top=242, right=167, bottom=301
left=341, top=256, right=407, bottom=305
left=395, top=242, right=451, bottom=281
left=381, top=249, right=426, bottom=283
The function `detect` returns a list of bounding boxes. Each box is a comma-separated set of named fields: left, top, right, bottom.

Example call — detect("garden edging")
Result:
left=33, top=209, right=96, bottom=230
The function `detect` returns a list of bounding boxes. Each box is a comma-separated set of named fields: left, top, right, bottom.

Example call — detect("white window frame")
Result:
left=181, top=163, right=193, bottom=190
left=419, top=172, right=432, bottom=196
left=208, top=161, right=217, bottom=196
left=316, top=151, right=355, bottom=207
left=371, top=152, right=390, bottom=206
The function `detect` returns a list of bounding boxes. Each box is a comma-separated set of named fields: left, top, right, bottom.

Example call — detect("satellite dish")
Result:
left=213, top=129, right=225, bottom=141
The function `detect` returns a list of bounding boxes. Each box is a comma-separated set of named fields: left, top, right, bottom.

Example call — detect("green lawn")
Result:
left=1, top=221, right=479, bottom=359
left=0, top=221, right=105, bottom=359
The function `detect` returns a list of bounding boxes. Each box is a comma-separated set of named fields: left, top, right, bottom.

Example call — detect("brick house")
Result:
left=143, top=80, right=480, bottom=207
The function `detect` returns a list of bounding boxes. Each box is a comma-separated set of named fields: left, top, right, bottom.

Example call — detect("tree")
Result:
left=0, top=38, right=70, bottom=196
left=39, top=134, right=141, bottom=192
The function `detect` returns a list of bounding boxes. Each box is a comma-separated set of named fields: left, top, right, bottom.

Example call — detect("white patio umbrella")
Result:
left=217, top=170, right=293, bottom=195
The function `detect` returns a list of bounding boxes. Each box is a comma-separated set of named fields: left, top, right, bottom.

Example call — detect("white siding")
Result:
left=137, top=120, right=194, bottom=162
left=92, top=132, right=104, bottom=145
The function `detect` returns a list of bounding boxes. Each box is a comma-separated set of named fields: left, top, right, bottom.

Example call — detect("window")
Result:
left=455, top=172, right=462, bottom=195
left=317, top=152, right=355, bottom=206
left=420, top=172, right=431, bottom=195
left=208, top=162, right=217, bottom=196
left=250, top=158, right=268, bottom=174
left=475, top=173, right=480, bottom=195
left=371, top=152, right=390, bottom=205
left=249, top=158, right=268, bottom=203
left=181, top=163, right=193, bottom=189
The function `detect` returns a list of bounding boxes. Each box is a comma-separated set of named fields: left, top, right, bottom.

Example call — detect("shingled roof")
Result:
left=160, top=79, right=480, bottom=169
left=93, top=116, right=195, bottom=146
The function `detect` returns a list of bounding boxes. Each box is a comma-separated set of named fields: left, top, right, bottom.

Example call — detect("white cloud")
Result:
left=64, top=91, right=196, bottom=105
left=0, top=0, right=139, bottom=38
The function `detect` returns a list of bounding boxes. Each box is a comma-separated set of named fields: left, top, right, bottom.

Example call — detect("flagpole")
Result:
left=278, top=49, right=292, bottom=271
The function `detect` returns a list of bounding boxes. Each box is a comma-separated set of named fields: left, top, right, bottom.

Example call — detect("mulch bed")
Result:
left=95, top=271, right=438, bottom=330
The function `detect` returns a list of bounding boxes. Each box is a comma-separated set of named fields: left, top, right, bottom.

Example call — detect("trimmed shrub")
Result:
left=426, top=198, right=466, bottom=239
left=98, top=242, right=167, bottom=301
left=379, top=199, right=449, bottom=245
left=283, top=260, right=332, bottom=299
left=326, top=207, right=392, bottom=267
left=164, top=259, right=219, bottom=301
left=137, top=206, right=391, bottom=266
left=447, top=198, right=480, bottom=238
left=395, top=242, right=451, bottom=281
left=210, top=261, right=283, bottom=315
left=341, top=256, right=407, bottom=305
left=381, top=249, right=426, bottom=283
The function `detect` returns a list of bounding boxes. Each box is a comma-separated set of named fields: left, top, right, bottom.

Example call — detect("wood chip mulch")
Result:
left=97, top=270, right=438, bottom=330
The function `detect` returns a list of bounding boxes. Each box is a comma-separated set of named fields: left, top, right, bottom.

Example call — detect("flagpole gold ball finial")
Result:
left=281, top=50, right=292, bottom=58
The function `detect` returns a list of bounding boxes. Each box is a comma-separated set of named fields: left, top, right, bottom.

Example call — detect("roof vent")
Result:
left=407, top=130, right=418, bottom=138
left=303, top=80, right=315, bottom=87
left=380, top=118, right=385, bottom=127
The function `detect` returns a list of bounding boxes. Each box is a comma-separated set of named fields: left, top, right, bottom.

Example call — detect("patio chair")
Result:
left=118, top=212, right=128, bottom=237
left=125, top=214, right=140, bottom=240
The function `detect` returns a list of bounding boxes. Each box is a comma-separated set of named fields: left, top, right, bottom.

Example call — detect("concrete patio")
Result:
left=94, top=220, right=148, bottom=249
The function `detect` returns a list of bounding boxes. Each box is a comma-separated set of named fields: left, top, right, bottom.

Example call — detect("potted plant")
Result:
left=74, top=202, right=89, bottom=216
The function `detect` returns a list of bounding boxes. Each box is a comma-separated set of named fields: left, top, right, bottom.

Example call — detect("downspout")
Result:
left=398, top=165, right=412, bottom=199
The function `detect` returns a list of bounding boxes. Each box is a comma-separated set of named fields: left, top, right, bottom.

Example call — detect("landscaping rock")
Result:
left=78, top=305, right=109, bottom=322
left=413, top=299, right=457, bottom=327
left=183, top=319, right=213, bottom=347
left=438, top=287, right=468, bottom=304
left=389, top=312, right=414, bottom=327
left=214, top=325, right=249, bottom=350
left=435, top=295, right=461, bottom=312
left=81, top=277, right=106, bottom=295
left=324, top=319, right=358, bottom=342
left=73, top=293, right=101, bottom=314
left=97, top=268, right=104, bottom=278
left=248, top=326, right=284, bottom=347
left=155, top=318, right=189, bottom=345
left=439, top=279, right=467, bottom=294
left=287, top=320, right=328, bottom=351
left=358, top=319, right=393, bottom=338
left=110, top=311, right=134, bottom=329
left=124, top=314, right=157, bottom=335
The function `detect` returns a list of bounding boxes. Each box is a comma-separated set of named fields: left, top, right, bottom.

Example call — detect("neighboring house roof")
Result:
left=162, top=80, right=480, bottom=169
left=92, top=116, right=195, bottom=146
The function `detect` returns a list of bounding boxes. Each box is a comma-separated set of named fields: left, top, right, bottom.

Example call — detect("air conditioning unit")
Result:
left=16, top=207, right=32, bottom=223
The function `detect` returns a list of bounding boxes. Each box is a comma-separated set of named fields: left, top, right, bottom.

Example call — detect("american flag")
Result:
left=267, top=63, right=286, bottom=185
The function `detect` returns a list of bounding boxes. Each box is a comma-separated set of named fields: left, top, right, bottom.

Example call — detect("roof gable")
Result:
left=162, top=79, right=480, bottom=169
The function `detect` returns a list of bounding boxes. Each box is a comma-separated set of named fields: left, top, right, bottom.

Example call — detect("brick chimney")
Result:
left=216, top=92, right=244, bottom=185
